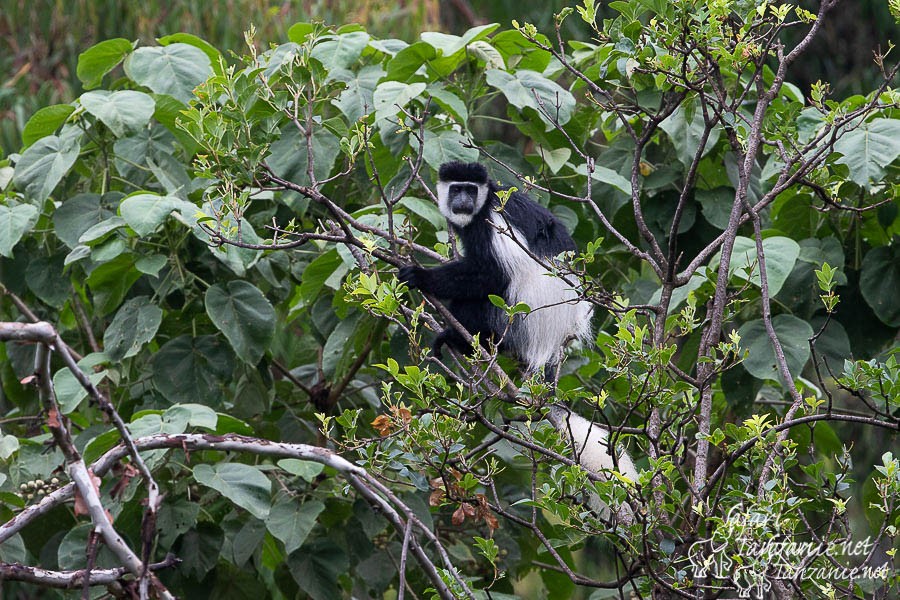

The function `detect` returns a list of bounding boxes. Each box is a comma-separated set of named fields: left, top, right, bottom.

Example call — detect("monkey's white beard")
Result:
left=548, top=404, right=637, bottom=523
left=488, top=213, right=593, bottom=372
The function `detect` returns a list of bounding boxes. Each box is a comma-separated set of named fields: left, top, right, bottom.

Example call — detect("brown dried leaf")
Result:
left=371, top=414, right=393, bottom=436
left=428, top=489, right=445, bottom=507
left=451, top=505, right=466, bottom=526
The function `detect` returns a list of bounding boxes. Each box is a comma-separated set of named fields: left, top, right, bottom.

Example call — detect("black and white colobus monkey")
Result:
left=398, top=161, right=593, bottom=376
left=400, top=161, right=637, bottom=521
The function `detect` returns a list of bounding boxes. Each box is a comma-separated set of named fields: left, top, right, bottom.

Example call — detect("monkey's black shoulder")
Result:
left=494, top=187, right=576, bottom=257
left=439, top=161, right=488, bottom=184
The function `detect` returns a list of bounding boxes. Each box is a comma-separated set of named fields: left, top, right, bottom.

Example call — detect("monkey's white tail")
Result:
left=548, top=404, right=637, bottom=524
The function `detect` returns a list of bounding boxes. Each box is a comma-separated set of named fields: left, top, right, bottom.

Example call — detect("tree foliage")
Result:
left=0, top=1, right=898, bottom=598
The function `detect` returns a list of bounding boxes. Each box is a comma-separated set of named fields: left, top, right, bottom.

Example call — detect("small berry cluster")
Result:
left=19, top=478, right=60, bottom=502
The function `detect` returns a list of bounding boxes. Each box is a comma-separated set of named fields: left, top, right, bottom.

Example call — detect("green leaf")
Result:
left=53, top=365, right=107, bottom=414
left=288, top=539, right=349, bottom=600
left=738, top=315, right=814, bottom=381
left=427, top=86, right=468, bottom=123
left=421, top=23, right=499, bottom=56
left=725, top=236, right=800, bottom=296
left=311, top=31, right=369, bottom=70
left=659, top=105, right=721, bottom=167
left=157, top=33, right=223, bottom=74
left=373, top=81, right=427, bottom=121
left=193, top=463, right=271, bottom=520
left=124, top=43, right=212, bottom=103
left=52, top=193, right=114, bottom=249
left=536, top=146, right=571, bottom=174
left=575, top=163, right=632, bottom=195
left=297, top=249, right=342, bottom=304
left=267, top=125, right=341, bottom=186
left=86, top=254, right=141, bottom=315
left=398, top=196, right=444, bottom=229
left=77, top=38, right=133, bottom=89
left=384, top=42, right=436, bottom=81
left=103, top=296, right=163, bottom=360
left=277, top=458, right=325, bottom=482
left=485, top=69, right=575, bottom=127
left=79, top=90, right=155, bottom=138
left=287, top=22, right=316, bottom=44
left=265, top=498, right=324, bottom=555
left=330, top=65, right=385, bottom=122
left=152, top=335, right=235, bottom=405
left=412, top=129, right=479, bottom=170
left=78, top=216, right=126, bottom=245
left=12, top=128, right=82, bottom=202
left=833, top=118, right=900, bottom=190
left=119, top=193, right=191, bottom=236
left=21, top=104, right=75, bottom=148
left=205, top=281, right=276, bottom=364
left=25, top=255, right=70, bottom=308
left=860, top=245, right=900, bottom=327
left=0, top=204, right=39, bottom=258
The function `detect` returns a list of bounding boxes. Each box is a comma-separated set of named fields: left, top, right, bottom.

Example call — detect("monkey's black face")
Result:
left=436, top=179, right=488, bottom=228
left=448, top=183, right=479, bottom=215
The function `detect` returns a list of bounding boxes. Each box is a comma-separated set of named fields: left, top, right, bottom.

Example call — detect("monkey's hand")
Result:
left=398, top=265, right=427, bottom=290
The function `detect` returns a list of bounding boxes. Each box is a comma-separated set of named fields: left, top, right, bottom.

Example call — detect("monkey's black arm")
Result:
left=399, top=260, right=507, bottom=300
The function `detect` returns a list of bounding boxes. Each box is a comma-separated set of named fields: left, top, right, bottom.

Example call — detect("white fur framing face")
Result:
left=436, top=181, right=489, bottom=228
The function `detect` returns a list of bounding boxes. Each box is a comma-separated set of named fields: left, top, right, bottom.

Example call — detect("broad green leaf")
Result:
left=723, top=236, right=800, bottom=296
left=860, top=245, right=900, bottom=327
left=12, top=128, right=82, bottom=202
left=373, top=81, right=427, bottom=121
left=53, top=365, right=107, bottom=414
left=265, top=498, right=324, bottom=555
left=80, top=90, right=155, bottom=137
left=288, top=539, right=349, bottom=600
left=135, top=254, right=168, bottom=275
left=78, top=216, right=126, bottom=245
left=384, top=42, right=436, bottom=81
left=205, top=281, right=276, bottom=364
left=297, top=249, right=341, bottom=304
left=58, top=524, right=118, bottom=569
left=103, top=296, right=163, bottom=360
left=412, top=129, right=479, bottom=170
left=398, top=196, right=444, bottom=229
left=330, top=65, right=385, bottom=122
left=25, top=255, right=69, bottom=308
left=0, top=433, right=19, bottom=460
left=287, top=22, right=316, bottom=44
left=163, top=403, right=218, bottom=431
left=659, top=105, right=721, bottom=167
left=421, top=23, right=500, bottom=57
left=124, top=43, right=212, bottom=103
left=696, top=187, right=734, bottom=230
left=311, top=31, right=369, bottom=70
left=536, top=146, right=571, bottom=174
left=575, top=163, right=632, bottom=195
left=469, top=40, right=505, bottom=69
left=485, top=69, right=575, bottom=127
left=267, top=125, right=341, bottom=186
left=86, top=254, right=141, bottom=315
left=157, top=33, right=223, bottom=74
left=738, top=315, right=813, bottom=381
left=77, top=38, right=133, bottom=89
left=157, top=500, right=200, bottom=549
left=322, top=313, right=360, bottom=378
left=21, top=104, right=75, bottom=148
left=178, top=523, right=224, bottom=579
left=833, top=118, right=900, bottom=190
left=193, top=463, right=271, bottom=520
left=277, top=459, right=325, bottom=482
left=0, top=204, right=39, bottom=257
left=427, top=86, right=468, bottom=123
left=119, top=193, right=190, bottom=236
left=52, top=193, right=114, bottom=248
left=151, top=335, right=235, bottom=406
